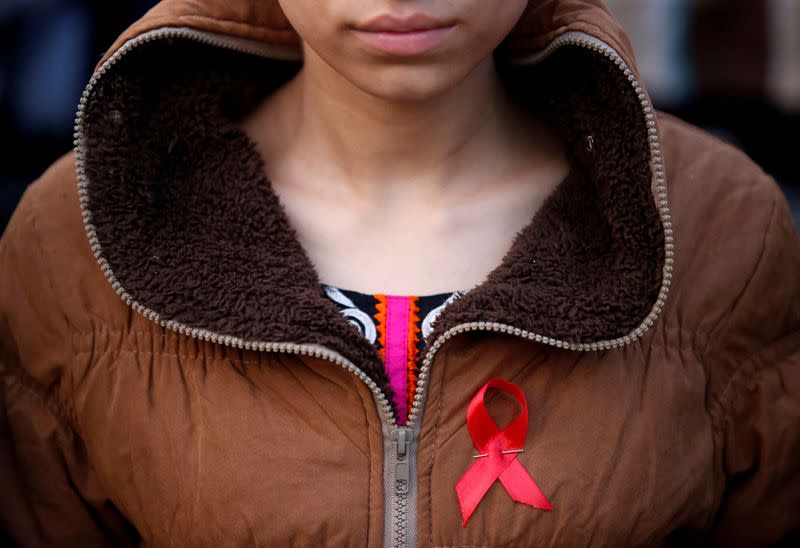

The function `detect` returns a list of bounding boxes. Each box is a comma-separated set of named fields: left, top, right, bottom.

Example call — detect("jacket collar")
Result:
left=75, top=0, right=672, bottom=410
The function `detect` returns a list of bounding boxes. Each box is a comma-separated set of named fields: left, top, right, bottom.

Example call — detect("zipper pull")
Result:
left=391, top=427, right=412, bottom=494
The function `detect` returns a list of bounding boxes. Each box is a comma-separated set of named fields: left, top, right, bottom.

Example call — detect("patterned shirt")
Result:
left=320, top=283, right=462, bottom=425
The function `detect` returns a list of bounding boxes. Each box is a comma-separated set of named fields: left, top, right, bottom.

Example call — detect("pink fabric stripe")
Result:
left=384, top=295, right=410, bottom=424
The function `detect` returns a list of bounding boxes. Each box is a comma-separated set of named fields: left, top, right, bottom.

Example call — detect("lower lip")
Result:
left=351, top=26, right=455, bottom=56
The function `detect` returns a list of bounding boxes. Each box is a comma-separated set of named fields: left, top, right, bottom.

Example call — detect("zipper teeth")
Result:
left=396, top=496, right=408, bottom=546
left=406, top=32, right=674, bottom=427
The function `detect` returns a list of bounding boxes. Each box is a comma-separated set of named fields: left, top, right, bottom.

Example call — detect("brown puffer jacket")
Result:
left=2, top=1, right=799, bottom=546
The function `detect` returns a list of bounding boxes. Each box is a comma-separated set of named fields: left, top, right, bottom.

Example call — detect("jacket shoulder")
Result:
left=657, top=110, right=778, bottom=199
left=1, top=152, right=127, bottom=387
left=656, top=111, right=799, bottom=362
left=7, top=152, right=86, bottom=262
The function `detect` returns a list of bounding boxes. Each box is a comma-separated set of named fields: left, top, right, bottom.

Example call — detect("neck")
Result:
left=257, top=46, right=547, bottom=199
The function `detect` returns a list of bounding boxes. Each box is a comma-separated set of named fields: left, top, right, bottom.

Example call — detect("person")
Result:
left=1, top=0, right=798, bottom=546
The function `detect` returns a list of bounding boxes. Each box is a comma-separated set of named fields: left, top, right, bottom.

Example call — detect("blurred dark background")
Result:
left=1, top=0, right=798, bottom=231
left=1, top=0, right=155, bottom=229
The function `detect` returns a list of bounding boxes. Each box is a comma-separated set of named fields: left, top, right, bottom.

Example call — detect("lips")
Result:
left=350, top=13, right=456, bottom=56
left=354, top=13, right=453, bottom=33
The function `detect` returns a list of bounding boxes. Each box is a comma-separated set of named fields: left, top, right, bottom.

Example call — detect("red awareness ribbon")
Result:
left=455, top=377, right=553, bottom=527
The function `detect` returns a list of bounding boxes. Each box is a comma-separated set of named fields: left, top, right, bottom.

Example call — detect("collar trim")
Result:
left=75, top=27, right=671, bottom=417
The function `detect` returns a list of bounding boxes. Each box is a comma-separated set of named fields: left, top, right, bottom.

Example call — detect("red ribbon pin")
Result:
left=455, top=377, right=552, bottom=527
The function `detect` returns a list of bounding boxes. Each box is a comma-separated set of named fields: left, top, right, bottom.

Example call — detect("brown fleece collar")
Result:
left=79, top=35, right=664, bottom=412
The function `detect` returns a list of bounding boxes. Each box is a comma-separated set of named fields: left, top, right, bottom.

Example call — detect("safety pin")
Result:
left=472, top=448, right=524, bottom=459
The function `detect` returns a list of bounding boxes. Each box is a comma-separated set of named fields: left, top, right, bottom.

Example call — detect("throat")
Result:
left=238, top=51, right=567, bottom=200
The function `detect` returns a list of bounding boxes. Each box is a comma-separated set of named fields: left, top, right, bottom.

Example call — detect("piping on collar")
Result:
left=74, top=24, right=671, bottom=418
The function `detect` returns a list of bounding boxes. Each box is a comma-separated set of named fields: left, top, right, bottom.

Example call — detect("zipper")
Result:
left=387, top=426, right=413, bottom=547
left=73, top=26, right=672, bottom=548
left=391, top=427, right=411, bottom=494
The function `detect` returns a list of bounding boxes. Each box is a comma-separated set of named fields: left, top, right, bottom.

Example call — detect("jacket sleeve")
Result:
left=705, top=175, right=800, bottom=547
left=0, top=160, right=139, bottom=547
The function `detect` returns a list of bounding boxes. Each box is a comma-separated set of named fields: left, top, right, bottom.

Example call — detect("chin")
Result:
left=348, top=63, right=473, bottom=103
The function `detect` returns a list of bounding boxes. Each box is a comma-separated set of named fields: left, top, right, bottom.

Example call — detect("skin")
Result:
left=239, top=0, right=569, bottom=295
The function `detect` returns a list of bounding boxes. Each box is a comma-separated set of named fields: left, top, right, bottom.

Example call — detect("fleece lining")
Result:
left=81, top=37, right=663, bottom=415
